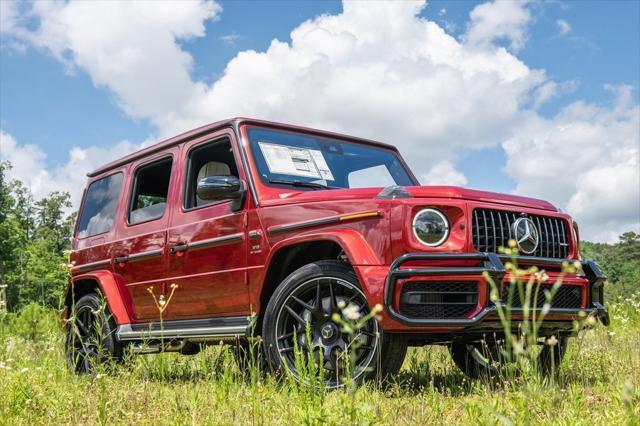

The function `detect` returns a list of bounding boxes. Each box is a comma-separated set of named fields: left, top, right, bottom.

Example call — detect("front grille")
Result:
left=472, top=208, right=570, bottom=258
left=501, top=284, right=583, bottom=309
left=399, top=281, right=478, bottom=319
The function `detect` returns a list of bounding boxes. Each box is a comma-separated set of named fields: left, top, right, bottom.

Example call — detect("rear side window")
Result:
left=128, top=158, right=173, bottom=225
left=77, top=173, right=124, bottom=238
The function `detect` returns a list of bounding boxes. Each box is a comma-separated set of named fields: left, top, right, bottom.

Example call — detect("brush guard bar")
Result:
left=384, top=252, right=610, bottom=327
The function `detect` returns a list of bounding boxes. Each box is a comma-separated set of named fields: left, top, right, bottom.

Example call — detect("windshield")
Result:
left=247, top=127, right=415, bottom=190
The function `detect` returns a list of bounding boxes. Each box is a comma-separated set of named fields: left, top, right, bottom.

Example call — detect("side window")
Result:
left=184, top=139, right=239, bottom=209
left=77, top=173, right=123, bottom=238
left=129, top=158, right=173, bottom=225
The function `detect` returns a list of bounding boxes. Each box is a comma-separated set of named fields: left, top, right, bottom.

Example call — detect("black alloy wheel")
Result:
left=263, top=260, right=407, bottom=388
left=65, top=293, right=122, bottom=375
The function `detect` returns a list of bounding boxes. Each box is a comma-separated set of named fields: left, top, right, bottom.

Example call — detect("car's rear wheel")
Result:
left=65, top=292, right=123, bottom=374
left=449, top=336, right=568, bottom=379
left=262, top=260, right=406, bottom=388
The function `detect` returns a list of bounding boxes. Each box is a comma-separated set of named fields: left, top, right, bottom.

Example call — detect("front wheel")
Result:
left=65, top=293, right=123, bottom=374
left=449, top=336, right=568, bottom=379
left=262, top=260, right=406, bottom=388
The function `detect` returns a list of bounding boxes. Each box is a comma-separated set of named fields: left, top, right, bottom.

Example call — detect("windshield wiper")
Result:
left=268, top=178, right=337, bottom=190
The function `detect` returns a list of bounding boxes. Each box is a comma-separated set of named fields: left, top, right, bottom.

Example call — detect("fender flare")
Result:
left=259, top=229, right=384, bottom=308
left=266, top=228, right=383, bottom=267
left=66, top=270, right=132, bottom=325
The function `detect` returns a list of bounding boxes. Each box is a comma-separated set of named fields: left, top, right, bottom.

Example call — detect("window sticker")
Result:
left=258, top=142, right=335, bottom=181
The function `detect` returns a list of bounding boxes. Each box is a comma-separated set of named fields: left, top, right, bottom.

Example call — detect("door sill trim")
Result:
left=116, top=315, right=251, bottom=341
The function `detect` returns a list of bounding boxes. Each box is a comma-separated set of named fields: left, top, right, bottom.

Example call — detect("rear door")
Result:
left=112, top=149, right=178, bottom=321
left=164, top=130, right=250, bottom=319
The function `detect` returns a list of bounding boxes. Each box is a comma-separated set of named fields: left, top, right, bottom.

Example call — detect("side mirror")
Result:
left=196, top=175, right=246, bottom=211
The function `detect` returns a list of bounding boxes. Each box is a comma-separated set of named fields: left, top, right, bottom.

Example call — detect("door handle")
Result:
left=114, top=255, right=128, bottom=266
left=169, top=244, right=188, bottom=255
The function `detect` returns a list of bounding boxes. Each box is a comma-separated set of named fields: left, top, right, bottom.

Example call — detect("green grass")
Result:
left=1, top=296, right=639, bottom=425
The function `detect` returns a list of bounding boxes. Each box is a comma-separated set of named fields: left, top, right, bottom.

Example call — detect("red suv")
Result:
left=65, top=118, right=608, bottom=385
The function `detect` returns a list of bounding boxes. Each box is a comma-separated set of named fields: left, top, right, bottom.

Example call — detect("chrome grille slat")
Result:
left=472, top=208, right=569, bottom=259
left=482, top=210, right=489, bottom=250
left=490, top=211, right=497, bottom=253
left=548, top=217, right=556, bottom=258
left=534, top=216, right=544, bottom=257
left=542, top=217, right=550, bottom=258
left=498, top=211, right=505, bottom=249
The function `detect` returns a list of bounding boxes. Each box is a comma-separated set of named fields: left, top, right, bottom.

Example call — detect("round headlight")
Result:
left=413, top=208, right=449, bottom=247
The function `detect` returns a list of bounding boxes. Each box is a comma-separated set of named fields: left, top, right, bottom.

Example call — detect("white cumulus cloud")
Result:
left=503, top=85, right=640, bottom=241
left=464, top=0, right=532, bottom=52
left=1, top=0, right=638, bottom=242
left=0, top=129, right=144, bottom=207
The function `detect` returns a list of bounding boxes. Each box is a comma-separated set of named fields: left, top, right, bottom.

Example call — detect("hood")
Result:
left=258, top=185, right=556, bottom=211
left=405, top=186, right=557, bottom=211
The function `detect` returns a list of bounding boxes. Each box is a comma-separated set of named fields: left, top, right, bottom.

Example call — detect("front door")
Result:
left=164, top=132, right=250, bottom=319
left=112, top=149, right=177, bottom=321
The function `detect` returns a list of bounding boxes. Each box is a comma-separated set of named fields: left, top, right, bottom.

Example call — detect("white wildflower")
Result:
left=337, top=300, right=346, bottom=309
left=512, top=340, right=525, bottom=356
left=546, top=335, right=558, bottom=346
left=342, top=303, right=361, bottom=321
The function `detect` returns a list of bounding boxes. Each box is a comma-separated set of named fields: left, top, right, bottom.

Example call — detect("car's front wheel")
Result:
left=449, top=336, right=568, bottom=379
left=262, top=260, right=406, bottom=388
left=65, top=292, right=123, bottom=374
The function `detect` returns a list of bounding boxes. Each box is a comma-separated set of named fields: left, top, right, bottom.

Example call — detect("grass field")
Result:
left=1, top=294, right=638, bottom=426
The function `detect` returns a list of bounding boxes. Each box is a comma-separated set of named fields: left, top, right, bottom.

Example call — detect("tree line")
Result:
left=0, top=160, right=638, bottom=312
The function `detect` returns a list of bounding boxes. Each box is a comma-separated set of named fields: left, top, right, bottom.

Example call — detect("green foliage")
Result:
left=0, top=302, right=638, bottom=424
left=0, top=161, right=73, bottom=311
left=3, top=302, right=59, bottom=340
left=581, top=232, right=640, bottom=298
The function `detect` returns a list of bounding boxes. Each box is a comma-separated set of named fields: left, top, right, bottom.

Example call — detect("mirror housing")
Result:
left=196, top=175, right=246, bottom=211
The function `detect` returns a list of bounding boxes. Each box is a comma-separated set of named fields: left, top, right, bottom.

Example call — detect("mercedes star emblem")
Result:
left=512, top=217, right=539, bottom=254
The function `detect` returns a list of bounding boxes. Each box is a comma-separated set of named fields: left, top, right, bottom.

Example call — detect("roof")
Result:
left=87, top=117, right=399, bottom=178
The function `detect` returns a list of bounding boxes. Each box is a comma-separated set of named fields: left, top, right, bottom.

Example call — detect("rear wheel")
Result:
left=262, top=260, right=406, bottom=388
left=449, top=336, right=568, bottom=379
left=65, top=293, right=123, bottom=374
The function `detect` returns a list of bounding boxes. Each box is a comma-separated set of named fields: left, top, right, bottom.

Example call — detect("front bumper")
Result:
left=384, top=252, right=609, bottom=327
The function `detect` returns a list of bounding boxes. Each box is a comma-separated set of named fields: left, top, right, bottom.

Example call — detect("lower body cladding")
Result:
left=378, top=252, right=609, bottom=343
left=116, top=316, right=251, bottom=354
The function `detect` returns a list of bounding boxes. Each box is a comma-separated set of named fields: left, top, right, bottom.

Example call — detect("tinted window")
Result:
left=184, top=140, right=239, bottom=209
left=77, top=173, right=123, bottom=238
left=129, top=158, right=172, bottom=225
left=247, top=127, right=415, bottom=190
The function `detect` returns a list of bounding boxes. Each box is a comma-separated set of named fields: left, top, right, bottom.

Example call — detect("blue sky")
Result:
left=1, top=0, right=638, bottom=242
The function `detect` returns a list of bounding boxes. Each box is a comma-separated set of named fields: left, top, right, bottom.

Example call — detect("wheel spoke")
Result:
left=75, top=318, right=89, bottom=337
left=328, top=281, right=338, bottom=311
left=291, top=295, right=315, bottom=312
left=314, top=281, right=322, bottom=310
left=277, top=330, right=296, bottom=341
left=358, top=330, right=376, bottom=338
left=347, top=292, right=361, bottom=304
left=284, top=305, right=307, bottom=327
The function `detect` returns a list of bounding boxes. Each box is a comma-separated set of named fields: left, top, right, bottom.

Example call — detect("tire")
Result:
left=65, top=292, right=123, bottom=374
left=262, top=260, right=407, bottom=388
left=449, top=336, right=568, bottom=379
left=232, top=339, right=269, bottom=376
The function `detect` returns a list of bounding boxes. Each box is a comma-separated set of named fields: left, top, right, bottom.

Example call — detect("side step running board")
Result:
left=116, top=315, right=252, bottom=341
